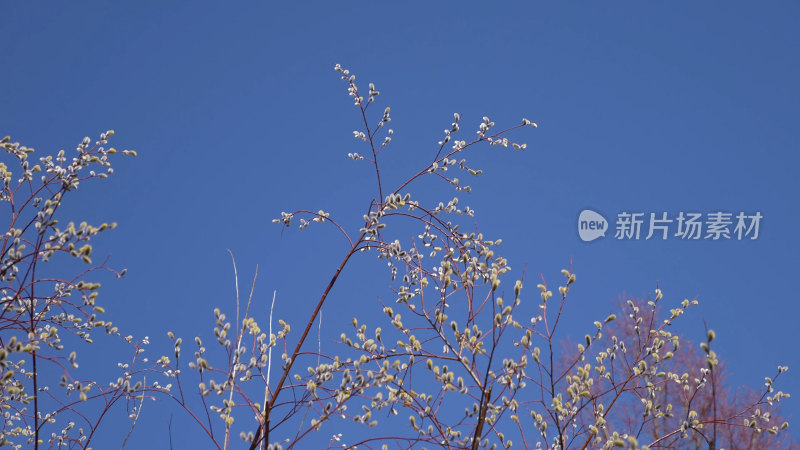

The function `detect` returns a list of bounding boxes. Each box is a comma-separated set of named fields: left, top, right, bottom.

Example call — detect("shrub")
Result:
left=0, top=133, right=153, bottom=449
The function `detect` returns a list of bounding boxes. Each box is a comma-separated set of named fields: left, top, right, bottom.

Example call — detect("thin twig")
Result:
left=168, top=414, right=174, bottom=450
left=262, top=289, right=277, bottom=450
left=120, top=376, right=146, bottom=449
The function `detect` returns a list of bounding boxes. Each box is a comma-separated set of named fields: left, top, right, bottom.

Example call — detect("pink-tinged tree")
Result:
left=576, top=297, right=795, bottom=449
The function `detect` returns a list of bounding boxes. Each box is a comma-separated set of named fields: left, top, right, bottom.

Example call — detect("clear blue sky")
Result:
left=3, top=2, right=799, bottom=447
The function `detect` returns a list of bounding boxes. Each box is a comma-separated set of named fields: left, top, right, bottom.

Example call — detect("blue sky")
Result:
left=3, top=2, right=799, bottom=447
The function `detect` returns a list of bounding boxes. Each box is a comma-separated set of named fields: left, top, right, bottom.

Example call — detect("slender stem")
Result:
left=262, top=290, right=277, bottom=450
left=471, top=386, right=493, bottom=450
left=250, top=234, right=365, bottom=450
left=32, top=348, right=39, bottom=449
left=358, top=103, right=383, bottom=203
